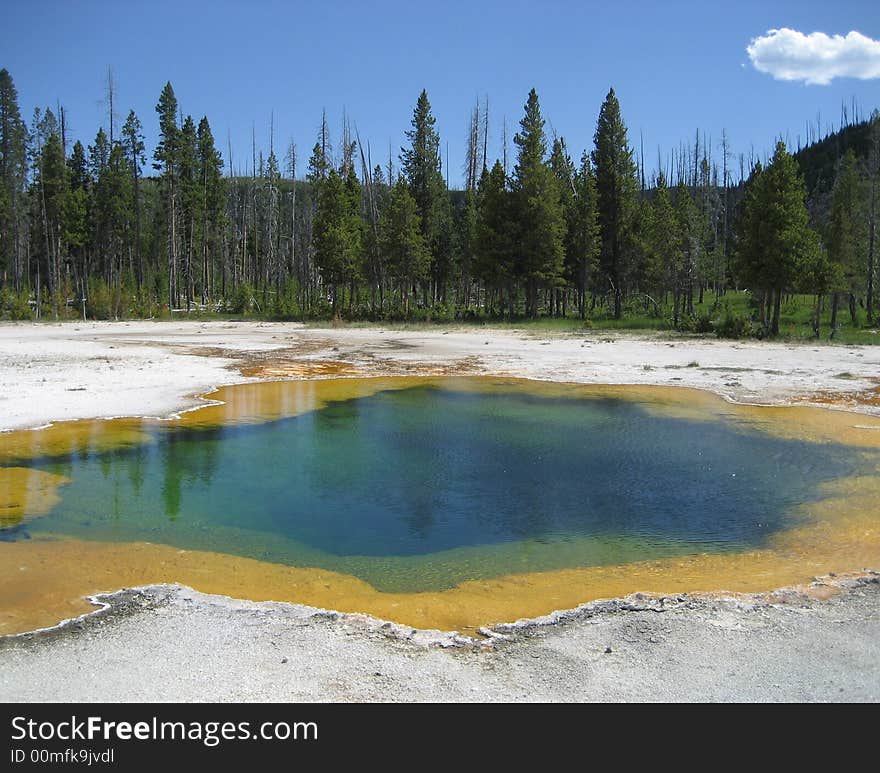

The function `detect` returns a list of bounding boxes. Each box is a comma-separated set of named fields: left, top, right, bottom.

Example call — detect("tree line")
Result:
left=0, top=67, right=877, bottom=335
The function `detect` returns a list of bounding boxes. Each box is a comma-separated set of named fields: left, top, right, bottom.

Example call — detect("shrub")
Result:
left=85, top=281, right=112, bottom=320
left=0, top=288, right=32, bottom=320
left=305, top=297, right=332, bottom=320
left=128, top=293, right=160, bottom=319
left=693, top=312, right=714, bottom=333
left=223, top=283, right=255, bottom=315
left=676, top=312, right=713, bottom=333
left=269, top=283, right=301, bottom=321
left=714, top=309, right=756, bottom=339
left=459, top=306, right=485, bottom=322
left=429, top=303, right=455, bottom=323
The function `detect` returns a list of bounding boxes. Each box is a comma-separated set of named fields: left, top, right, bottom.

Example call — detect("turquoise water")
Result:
left=14, top=383, right=867, bottom=591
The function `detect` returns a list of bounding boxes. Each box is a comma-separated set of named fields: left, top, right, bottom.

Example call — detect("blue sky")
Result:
left=2, top=0, right=878, bottom=186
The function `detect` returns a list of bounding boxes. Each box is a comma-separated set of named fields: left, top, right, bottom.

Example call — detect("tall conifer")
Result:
left=154, top=82, right=179, bottom=308
left=592, top=88, right=639, bottom=319
left=512, top=88, right=564, bottom=317
left=0, top=69, right=27, bottom=290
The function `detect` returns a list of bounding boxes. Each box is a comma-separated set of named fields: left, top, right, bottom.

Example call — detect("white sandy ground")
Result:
left=1, top=319, right=879, bottom=431
left=1, top=580, right=878, bottom=702
left=0, top=320, right=879, bottom=701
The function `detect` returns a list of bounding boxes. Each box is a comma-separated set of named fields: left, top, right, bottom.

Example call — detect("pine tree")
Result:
left=312, top=168, right=344, bottom=311
left=363, top=162, right=388, bottom=311
left=432, top=190, right=455, bottom=304
left=93, top=141, right=133, bottom=311
left=550, top=137, right=575, bottom=316
left=89, top=121, right=134, bottom=311
left=674, top=180, right=699, bottom=319
left=401, top=90, right=446, bottom=298
left=306, top=112, right=332, bottom=185
left=87, top=128, right=109, bottom=283
left=570, top=152, right=600, bottom=318
left=694, top=153, right=720, bottom=300
left=313, top=167, right=361, bottom=313
left=646, top=173, right=679, bottom=319
left=826, top=150, right=866, bottom=330
left=31, top=109, right=67, bottom=304
left=178, top=115, right=199, bottom=309
left=63, top=141, right=90, bottom=269
left=800, top=237, right=837, bottom=339
left=27, top=109, right=68, bottom=314
left=36, top=124, right=68, bottom=313
left=765, top=141, right=820, bottom=336
left=567, top=151, right=600, bottom=318
left=512, top=88, right=564, bottom=317
left=341, top=163, right=364, bottom=311
left=475, top=161, right=514, bottom=316
left=304, top=117, right=332, bottom=303
left=197, top=116, right=224, bottom=304
left=264, top=147, right=281, bottom=300
left=66, top=140, right=89, bottom=191
left=592, top=87, right=640, bottom=319
left=456, top=188, right=478, bottom=308
left=380, top=176, right=429, bottom=314
left=307, top=141, right=329, bottom=185
left=549, top=138, right=575, bottom=204
left=121, top=110, right=145, bottom=290
left=154, top=82, right=179, bottom=309
left=734, top=161, right=767, bottom=306
left=63, top=140, right=89, bottom=316
left=88, top=127, right=110, bottom=181
left=867, top=115, right=879, bottom=325
left=0, top=69, right=28, bottom=290
left=736, top=142, right=818, bottom=336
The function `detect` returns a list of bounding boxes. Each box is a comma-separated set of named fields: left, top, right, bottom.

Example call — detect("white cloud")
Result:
left=746, top=28, right=880, bottom=85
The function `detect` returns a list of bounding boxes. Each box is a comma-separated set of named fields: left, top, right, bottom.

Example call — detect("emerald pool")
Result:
left=7, top=380, right=872, bottom=593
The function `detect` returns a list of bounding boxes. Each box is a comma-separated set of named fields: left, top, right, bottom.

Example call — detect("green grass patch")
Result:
left=9, top=288, right=879, bottom=346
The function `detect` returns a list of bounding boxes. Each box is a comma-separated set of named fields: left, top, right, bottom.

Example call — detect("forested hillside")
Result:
left=0, top=68, right=877, bottom=338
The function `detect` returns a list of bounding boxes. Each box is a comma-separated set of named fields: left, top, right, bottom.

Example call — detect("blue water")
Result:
left=13, top=383, right=867, bottom=591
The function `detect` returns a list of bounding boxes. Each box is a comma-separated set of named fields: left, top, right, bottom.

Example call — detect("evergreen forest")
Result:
left=1, top=68, right=877, bottom=341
